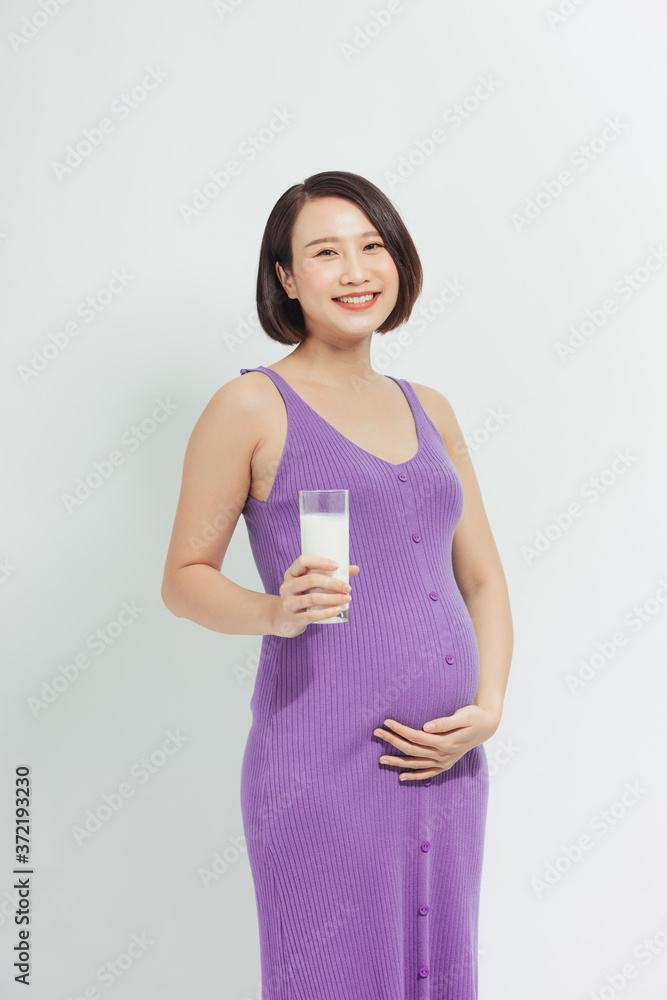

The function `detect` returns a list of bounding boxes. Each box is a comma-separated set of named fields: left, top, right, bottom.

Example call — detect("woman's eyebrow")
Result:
left=303, top=230, right=381, bottom=249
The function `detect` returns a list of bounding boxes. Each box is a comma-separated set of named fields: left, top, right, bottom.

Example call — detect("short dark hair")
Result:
left=256, top=170, right=423, bottom=345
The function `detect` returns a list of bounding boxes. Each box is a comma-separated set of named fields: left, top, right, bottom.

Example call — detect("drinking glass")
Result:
left=299, top=489, right=349, bottom=624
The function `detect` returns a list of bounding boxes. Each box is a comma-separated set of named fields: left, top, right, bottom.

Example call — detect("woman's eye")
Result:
left=315, top=243, right=384, bottom=257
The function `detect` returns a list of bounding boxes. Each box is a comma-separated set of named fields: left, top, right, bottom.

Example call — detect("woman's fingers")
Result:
left=379, top=755, right=435, bottom=769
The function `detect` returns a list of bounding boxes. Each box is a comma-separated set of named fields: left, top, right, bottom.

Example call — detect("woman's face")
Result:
left=275, top=196, right=400, bottom=341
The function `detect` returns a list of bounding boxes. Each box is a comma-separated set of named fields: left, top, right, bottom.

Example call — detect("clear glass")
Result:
left=298, top=489, right=349, bottom=624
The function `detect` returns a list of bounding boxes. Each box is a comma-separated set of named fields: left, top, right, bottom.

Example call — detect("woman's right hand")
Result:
left=270, top=555, right=359, bottom=637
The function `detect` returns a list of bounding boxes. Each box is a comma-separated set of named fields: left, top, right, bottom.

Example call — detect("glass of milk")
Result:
left=299, top=489, right=349, bottom=623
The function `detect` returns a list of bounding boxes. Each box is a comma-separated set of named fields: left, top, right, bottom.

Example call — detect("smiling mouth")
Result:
left=332, top=292, right=381, bottom=305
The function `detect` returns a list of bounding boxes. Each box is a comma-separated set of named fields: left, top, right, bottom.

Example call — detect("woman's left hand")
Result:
left=373, top=705, right=501, bottom=780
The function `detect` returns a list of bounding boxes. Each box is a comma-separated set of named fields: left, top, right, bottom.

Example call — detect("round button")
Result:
left=445, top=654, right=454, bottom=664
left=411, top=533, right=421, bottom=543
left=420, top=840, right=430, bottom=852
left=239, top=368, right=249, bottom=374
left=429, top=591, right=438, bottom=601
left=398, top=473, right=407, bottom=482
left=419, top=904, right=429, bottom=915
left=419, top=966, right=429, bottom=978
left=424, top=778, right=432, bottom=785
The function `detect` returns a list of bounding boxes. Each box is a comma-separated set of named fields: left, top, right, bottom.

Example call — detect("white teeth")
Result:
left=335, top=293, right=377, bottom=304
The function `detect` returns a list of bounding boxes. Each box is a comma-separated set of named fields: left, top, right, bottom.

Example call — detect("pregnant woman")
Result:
left=161, top=170, right=513, bottom=999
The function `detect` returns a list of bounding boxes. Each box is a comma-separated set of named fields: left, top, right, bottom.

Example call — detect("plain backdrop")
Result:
left=2, top=1, right=667, bottom=998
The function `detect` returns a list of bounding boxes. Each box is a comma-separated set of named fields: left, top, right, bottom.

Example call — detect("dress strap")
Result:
left=240, top=366, right=438, bottom=448
left=385, top=375, right=436, bottom=443
left=239, top=365, right=314, bottom=416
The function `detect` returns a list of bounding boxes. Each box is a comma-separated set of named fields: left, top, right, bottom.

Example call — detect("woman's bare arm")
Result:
left=412, top=384, right=514, bottom=717
left=160, top=375, right=281, bottom=635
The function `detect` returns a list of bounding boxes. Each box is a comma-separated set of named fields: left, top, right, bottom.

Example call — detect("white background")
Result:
left=2, top=1, right=667, bottom=998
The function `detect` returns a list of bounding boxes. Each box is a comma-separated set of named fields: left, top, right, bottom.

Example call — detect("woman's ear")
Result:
left=275, top=260, right=297, bottom=299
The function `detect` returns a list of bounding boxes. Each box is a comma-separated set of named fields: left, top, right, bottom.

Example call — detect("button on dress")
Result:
left=238, top=365, right=489, bottom=999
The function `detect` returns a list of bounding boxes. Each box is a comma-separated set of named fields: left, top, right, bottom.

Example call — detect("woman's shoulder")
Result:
left=405, top=380, right=457, bottom=424
left=187, top=371, right=274, bottom=455
left=203, top=369, right=273, bottom=417
left=406, top=381, right=468, bottom=461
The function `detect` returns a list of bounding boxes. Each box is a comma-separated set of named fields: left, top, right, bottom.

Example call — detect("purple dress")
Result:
left=238, top=365, right=488, bottom=999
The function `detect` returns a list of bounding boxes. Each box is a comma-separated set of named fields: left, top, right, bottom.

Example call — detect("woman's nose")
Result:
left=339, top=254, right=372, bottom=283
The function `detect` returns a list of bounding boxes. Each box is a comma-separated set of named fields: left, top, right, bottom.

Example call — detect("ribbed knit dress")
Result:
left=238, top=365, right=489, bottom=1000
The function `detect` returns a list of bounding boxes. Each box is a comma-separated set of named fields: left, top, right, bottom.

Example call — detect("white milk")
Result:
left=300, top=511, right=349, bottom=623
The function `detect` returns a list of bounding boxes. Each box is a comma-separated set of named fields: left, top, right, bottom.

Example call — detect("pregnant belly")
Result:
left=249, top=606, right=480, bottom=731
